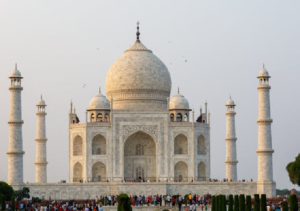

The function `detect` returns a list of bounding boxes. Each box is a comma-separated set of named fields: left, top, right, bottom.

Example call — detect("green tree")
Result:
left=0, top=194, right=4, bottom=211
left=260, top=194, right=267, bottom=211
left=286, top=154, right=300, bottom=186
left=11, top=196, right=15, bottom=211
left=212, top=196, right=216, bottom=211
left=14, top=187, right=30, bottom=201
left=220, top=195, right=224, bottom=211
left=117, top=194, right=132, bottom=211
left=228, top=195, right=234, bottom=211
left=245, top=196, right=251, bottom=211
left=0, top=182, right=14, bottom=201
left=254, top=194, right=260, bottom=211
left=223, top=195, right=227, bottom=211
left=288, top=194, right=298, bottom=211
left=234, top=195, right=239, bottom=211
left=239, top=194, right=245, bottom=211
left=281, top=201, right=288, bottom=211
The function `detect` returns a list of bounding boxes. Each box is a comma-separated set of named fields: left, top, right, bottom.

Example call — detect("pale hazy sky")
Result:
left=0, top=1, right=300, bottom=190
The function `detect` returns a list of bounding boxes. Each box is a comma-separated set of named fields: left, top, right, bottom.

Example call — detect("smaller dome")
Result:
left=9, top=64, right=22, bottom=78
left=169, top=91, right=190, bottom=110
left=89, top=92, right=110, bottom=110
left=258, top=64, right=270, bottom=78
left=37, top=96, right=46, bottom=106
left=226, top=96, right=235, bottom=106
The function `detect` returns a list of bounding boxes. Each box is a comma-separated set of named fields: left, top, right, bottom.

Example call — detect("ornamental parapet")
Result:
left=257, top=85, right=271, bottom=90
left=34, top=162, right=48, bottom=165
left=8, top=120, right=24, bottom=124
left=225, top=137, right=237, bottom=141
left=225, top=160, right=238, bottom=164
left=35, top=138, right=47, bottom=142
left=7, top=151, right=25, bottom=155
left=36, top=112, right=47, bottom=115
left=9, top=86, right=23, bottom=90
left=225, top=111, right=236, bottom=115
left=257, top=119, right=273, bottom=124
left=256, top=149, right=274, bottom=154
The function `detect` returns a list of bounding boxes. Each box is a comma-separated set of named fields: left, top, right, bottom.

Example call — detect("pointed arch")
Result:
left=176, top=113, right=182, bottom=122
left=92, top=134, right=106, bottom=155
left=174, top=161, right=188, bottom=182
left=197, top=161, right=206, bottom=181
left=73, top=136, right=83, bottom=156
left=97, top=113, right=103, bottom=122
left=73, top=162, right=83, bottom=182
left=197, top=135, right=206, bottom=155
left=124, top=131, right=156, bottom=181
left=92, top=162, right=106, bottom=182
left=174, top=134, right=188, bottom=155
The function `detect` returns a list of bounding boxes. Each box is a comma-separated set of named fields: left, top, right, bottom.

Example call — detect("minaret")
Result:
left=35, top=96, right=48, bottom=183
left=7, top=64, right=25, bottom=185
left=225, top=96, right=238, bottom=181
left=256, top=65, right=275, bottom=197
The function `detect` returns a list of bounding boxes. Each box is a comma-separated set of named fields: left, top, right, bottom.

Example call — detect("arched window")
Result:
left=105, top=113, right=109, bottom=122
left=176, top=113, right=182, bottom=122
left=136, top=144, right=144, bottom=155
left=170, top=113, right=174, bottom=122
left=92, top=134, right=106, bottom=155
left=90, top=113, right=95, bottom=122
left=97, top=113, right=103, bottom=122
left=73, top=136, right=83, bottom=156
left=184, top=113, right=188, bottom=122
left=197, top=135, right=206, bottom=155
left=174, top=134, right=188, bottom=155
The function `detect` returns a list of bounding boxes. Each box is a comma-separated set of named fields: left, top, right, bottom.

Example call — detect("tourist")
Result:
left=167, top=194, right=171, bottom=206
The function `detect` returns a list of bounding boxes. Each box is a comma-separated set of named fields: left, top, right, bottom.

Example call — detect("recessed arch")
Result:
left=73, top=162, right=83, bottom=182
left=124, top=131, right=156, bottom=181
left=197, top=161, right=206, bottom=181
left=174, top=134, right=188, bottom=155
left=105, top=113, right=109, bottom=122
left=197, top=135, right=206, bottom=155
left=97, top=113, right=103, bottom=122
left=92, top=161, right=106, bottom=182
left=176, top=113, right=182, bottom=122
left=90, top=113, right=95, bottom=122
left=174, top=161, right=188, bottom=182
left=73, top=135, right=83, bottom=156
left=92, top=134, right=106, bottom=155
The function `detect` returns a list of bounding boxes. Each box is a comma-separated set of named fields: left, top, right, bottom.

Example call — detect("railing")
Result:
left=195, top=177, right=207, bottom=181
left=124, top=177, right=157, bottom=182
left=91, top=177, right=108, bottom=182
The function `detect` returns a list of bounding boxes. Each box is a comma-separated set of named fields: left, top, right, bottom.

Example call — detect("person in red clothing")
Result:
left=172, top=197, right=176, bottom=206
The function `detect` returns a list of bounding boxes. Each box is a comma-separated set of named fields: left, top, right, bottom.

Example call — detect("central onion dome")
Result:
left=105, top=23, right=172, bottom=110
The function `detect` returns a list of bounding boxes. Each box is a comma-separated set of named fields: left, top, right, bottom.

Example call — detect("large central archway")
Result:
left=124, top=131, right=156, bottom=181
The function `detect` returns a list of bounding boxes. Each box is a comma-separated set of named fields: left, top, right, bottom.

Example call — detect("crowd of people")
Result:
left=3, top=193, right=289, bottom=211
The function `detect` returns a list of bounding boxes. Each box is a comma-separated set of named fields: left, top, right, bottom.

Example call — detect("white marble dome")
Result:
left=258, top=66, right=270, bottom=78
left=226, top=97, right=235, bottom=106
left=89, top=93, right=110, bottom=110
left=169, top=92, right=190, bottom=110
left=105, top=40, right=172, bottom=110
left=37, top=96, right=46, bottom=106
left=10, top=64, right=22, bottom=78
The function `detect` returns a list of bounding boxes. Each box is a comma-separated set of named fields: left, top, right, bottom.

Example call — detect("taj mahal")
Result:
left=6, top=24, right=276, bottom=199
